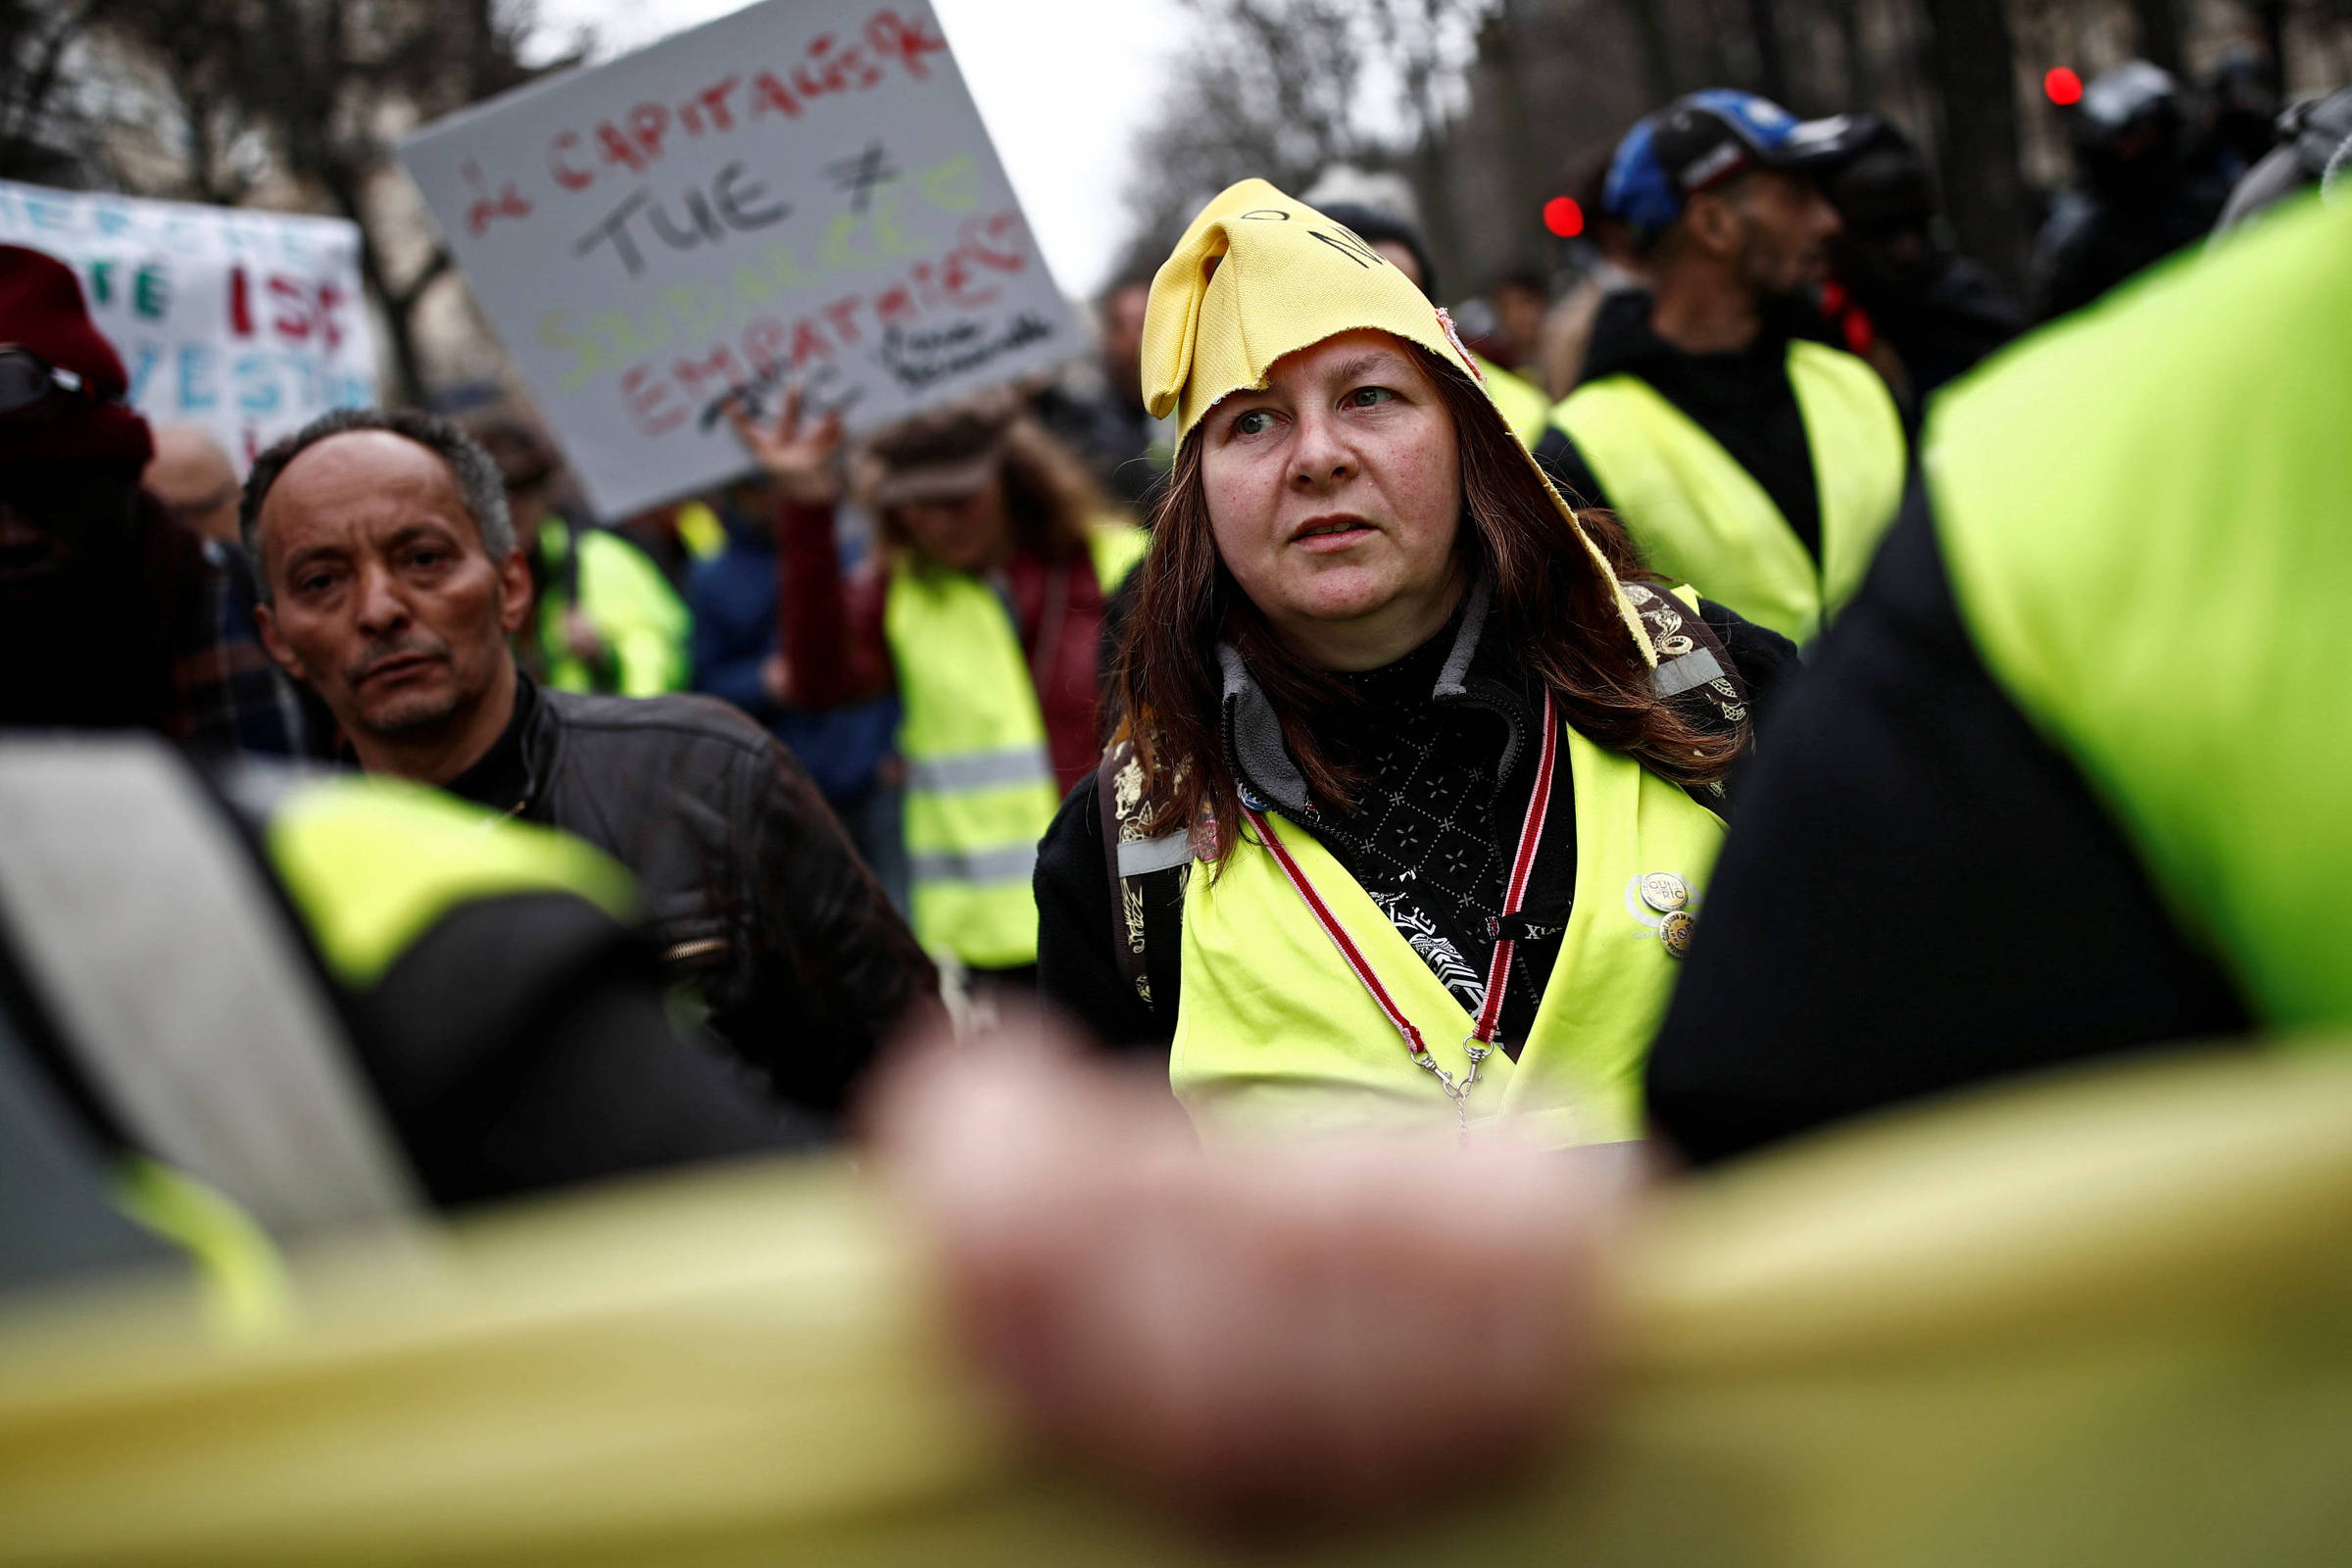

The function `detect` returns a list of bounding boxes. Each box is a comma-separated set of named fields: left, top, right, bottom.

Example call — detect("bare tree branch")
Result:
left=75, top=0, right=586, bottom=400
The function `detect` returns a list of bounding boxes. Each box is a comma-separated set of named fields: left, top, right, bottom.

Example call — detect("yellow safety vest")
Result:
left=536, top=522, right=692, bottom=697
left=670, top=500, right=729, bottom=564
left=1171, top=719, right=1725, bottom=1146
left=268, top=775, right=639, bottom=989
left=888, top=522, right=1149, bottom=969
left=1475, top=353, right=1554, bottom=447
left=1931, top=193, right=2352, bottom=1029
left=1554, top=339, right=1904, bottom=644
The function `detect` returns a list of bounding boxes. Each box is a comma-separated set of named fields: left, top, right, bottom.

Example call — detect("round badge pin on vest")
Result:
left=1658, top=908, right=1698, bottom=958
left=1624, top=872, right=1697, bottom=923
left=1640, top=871, right=1690, bottom=913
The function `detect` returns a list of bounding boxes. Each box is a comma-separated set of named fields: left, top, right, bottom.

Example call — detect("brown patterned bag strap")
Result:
left=1096, top=741, right=1195, bottom=1005
left=1623, top=581, right=1750, bottom=732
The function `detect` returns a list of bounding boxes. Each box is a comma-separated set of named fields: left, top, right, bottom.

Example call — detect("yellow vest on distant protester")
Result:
left=1555, top=339, right=1904, bottom=644
left=1171, top=718, right=1725, bottom=1147
left=670, top=501, right=728, bottom=564
left=1475, top=353, right=1555, bottom=447
left=889, top=522, right=1148, bottom=970
left=535, top=521, right=692, bottom=697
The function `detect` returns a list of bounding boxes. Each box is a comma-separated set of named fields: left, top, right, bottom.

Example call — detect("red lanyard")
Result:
left=1241, top=691, right=1562, bottom=1123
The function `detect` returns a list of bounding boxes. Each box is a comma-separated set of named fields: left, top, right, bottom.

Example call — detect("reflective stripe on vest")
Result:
left=1930, top=193, right=2352, bottom=1029
left=1170, top=720, right=1725, bottom=1146
left=1554, top=340, right=1905, bottom=644
left=889, top=522, right=1148, bottom=968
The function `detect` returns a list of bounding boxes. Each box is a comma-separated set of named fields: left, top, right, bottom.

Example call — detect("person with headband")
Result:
left=1032, top=180, right=1797, bottom=1146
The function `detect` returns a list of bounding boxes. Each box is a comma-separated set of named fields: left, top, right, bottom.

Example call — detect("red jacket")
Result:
left=774, top=500, right=1116, bottom=795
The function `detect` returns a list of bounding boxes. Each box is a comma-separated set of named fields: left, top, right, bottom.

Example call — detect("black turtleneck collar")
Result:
left=443, top=671, right=538, bottom=815
left=1578, top=286, right=1833, bottom=389
left=1328, top=607, right=1460, bottom=710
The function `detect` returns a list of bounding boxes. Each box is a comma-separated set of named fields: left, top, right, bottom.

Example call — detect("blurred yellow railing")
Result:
left=5, top=1044, right=2352, bottom=1566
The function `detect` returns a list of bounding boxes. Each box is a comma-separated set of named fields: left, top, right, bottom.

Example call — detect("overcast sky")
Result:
left=528, top=0, right=1191, bottom=298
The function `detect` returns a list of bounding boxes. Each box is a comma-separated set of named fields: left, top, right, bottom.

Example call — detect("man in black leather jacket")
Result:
left=242, top=408, right=939, bottom=1118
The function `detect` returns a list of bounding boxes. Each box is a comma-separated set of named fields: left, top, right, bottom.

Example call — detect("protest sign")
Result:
left=0, top=180, right=377, bottom=469
left=399, top=0, right=1080, bottom=520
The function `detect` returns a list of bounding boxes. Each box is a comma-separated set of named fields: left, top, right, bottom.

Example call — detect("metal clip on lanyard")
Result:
left=1243, top=691, right=1562, bottom=1135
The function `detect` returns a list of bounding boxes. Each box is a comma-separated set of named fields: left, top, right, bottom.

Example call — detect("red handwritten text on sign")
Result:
left=608, top=209, right=1030, bottom=437
left=548, top=9, right=949, bottom=195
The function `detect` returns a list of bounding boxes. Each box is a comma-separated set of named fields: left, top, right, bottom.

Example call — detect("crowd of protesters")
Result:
left=6, top=53, right=2352, bottom=1537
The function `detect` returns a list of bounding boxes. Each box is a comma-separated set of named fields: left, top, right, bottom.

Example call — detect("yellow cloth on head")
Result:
left=1142, top=179, right=1473, bottom=436
left=1140, top=177, right=1657, bottom=667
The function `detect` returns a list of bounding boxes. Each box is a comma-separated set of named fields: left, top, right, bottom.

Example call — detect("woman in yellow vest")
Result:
left=1032, top=180, right=1797, bottom=1147
left=736, top=389, right=1147, bottom=985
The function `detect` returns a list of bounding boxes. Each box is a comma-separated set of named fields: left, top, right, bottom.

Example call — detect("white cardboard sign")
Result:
left=0, top=179, right=378, bottom=470
left=400, top=0, right=1079, bottom=519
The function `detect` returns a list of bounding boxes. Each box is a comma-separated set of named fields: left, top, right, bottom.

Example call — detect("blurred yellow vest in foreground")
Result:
left=5, top=1044, right=2352, bottom=1566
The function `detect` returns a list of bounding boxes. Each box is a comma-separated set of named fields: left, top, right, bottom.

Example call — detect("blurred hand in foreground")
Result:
left=864, top=1009, right=1623, bottom=1525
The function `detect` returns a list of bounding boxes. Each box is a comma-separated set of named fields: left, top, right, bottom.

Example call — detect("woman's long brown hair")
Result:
left=1112, top=341, right=1747, bottom=850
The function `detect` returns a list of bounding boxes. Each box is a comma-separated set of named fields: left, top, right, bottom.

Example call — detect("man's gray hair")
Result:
left=240, top=407, right=515, bottom=600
